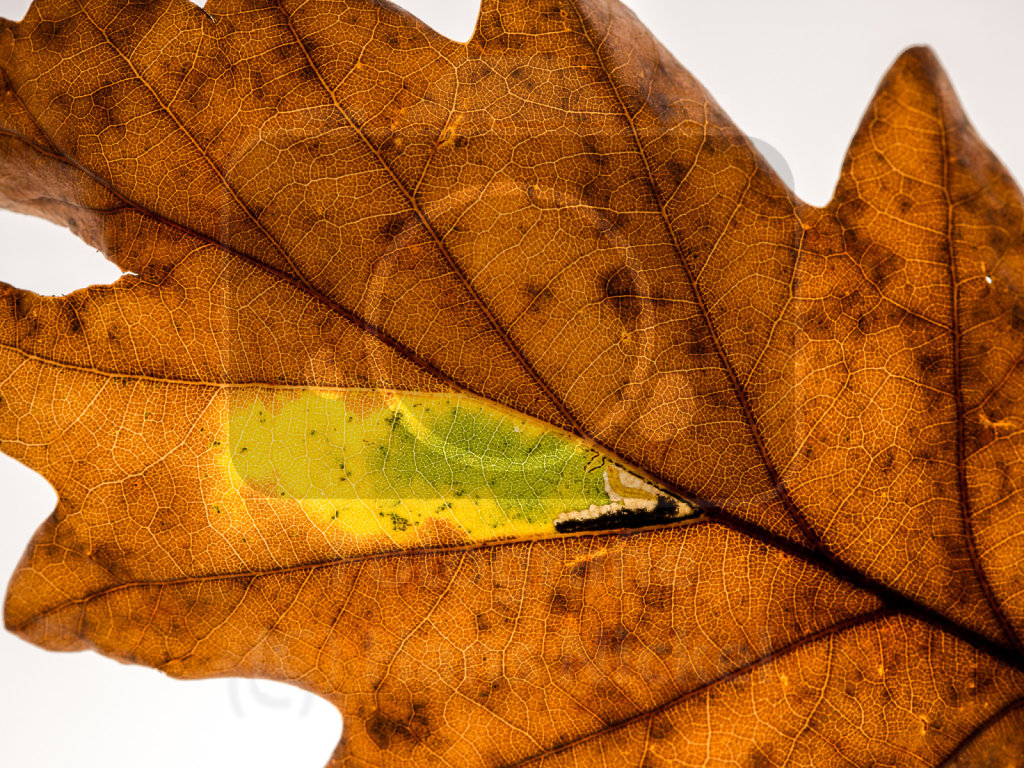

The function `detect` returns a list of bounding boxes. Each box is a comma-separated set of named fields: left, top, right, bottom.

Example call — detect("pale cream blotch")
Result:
left=218, top=389, right=695, bottom=548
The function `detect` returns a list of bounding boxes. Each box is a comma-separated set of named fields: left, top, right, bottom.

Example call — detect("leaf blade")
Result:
left=2, top=1, right=1024, bottom=766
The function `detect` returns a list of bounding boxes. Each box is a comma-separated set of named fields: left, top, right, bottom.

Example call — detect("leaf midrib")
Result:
left=13, top=509, right=1024, bottom=677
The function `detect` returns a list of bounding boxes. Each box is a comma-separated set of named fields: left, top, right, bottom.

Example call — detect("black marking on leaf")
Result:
left=554, top=496, right=689, bottom=533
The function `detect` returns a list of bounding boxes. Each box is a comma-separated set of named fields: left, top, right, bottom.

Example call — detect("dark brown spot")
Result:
left=643, top=583, right=674, bottom=613
left=606, top=210, right=630, bottom=234
left=33, top=18, right=68, bottom=45
left=177, top=70, right=212, bottom=108
left=90, top=542, right=134, bottom=579
left=460, top=60, right=493, bottom=86
left=90, top=83, right=118, bottom=124
left=988, top=230, right=1010, bottom=251
left=600, top=622, right=630, bottom=650
left=379, top=212, right=414, bottom=241
left=580, top=177, right=612, bottom=210
left=13, top=292, right=31, bottom=319
left=106, top=4, right=162, bottom=49
left=475, top=677, right=505, bottom=702
left=836, top=195, right=868, bottom=230
left=856, top=309, right=880, bottom=336
left=602, top=265, right=643, bottom=326
left=916, top=348, right=946, bottom=378
left=365, top=711, right=398, bottom=750
left=52, top=93, right=73, bottom=115
left=838, top=288, right=863, bottom=314
left=648, top=89, right=673, bottom=120
left=522, top=282, right=555, bottom=313
left=878, top=446, right=898, bottom=472
left=685, top=329, right=711, bottom=358
left=863, top=246, right=904, bottom=291
left=665, top=159, right=689, bottom=182
left=649, top=716, right=673, bottom=740
left=248, top=68, right=267, bottom=100
left=581, top=136, right=608, bottom=168
left=550, top=591, right=569, bottom=614
left=363, top=706, right=432, bottom=751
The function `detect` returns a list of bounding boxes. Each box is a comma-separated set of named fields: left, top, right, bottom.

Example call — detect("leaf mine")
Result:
left=226, top=388, right=696, bottom=548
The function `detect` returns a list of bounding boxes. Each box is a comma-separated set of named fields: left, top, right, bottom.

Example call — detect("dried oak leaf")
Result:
left=2, top=0, right=1024, bottom=765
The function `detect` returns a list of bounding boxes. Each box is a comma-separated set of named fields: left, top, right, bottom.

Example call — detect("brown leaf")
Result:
left=2, top=0, right=1024, bottom=765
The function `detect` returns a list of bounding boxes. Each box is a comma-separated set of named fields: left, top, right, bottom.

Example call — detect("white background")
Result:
left=1, top=1, right=1023, bottom=765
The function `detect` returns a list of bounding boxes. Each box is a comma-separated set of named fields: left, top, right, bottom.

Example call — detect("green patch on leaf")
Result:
left=224, top=389, right=687, bottom=544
